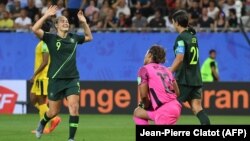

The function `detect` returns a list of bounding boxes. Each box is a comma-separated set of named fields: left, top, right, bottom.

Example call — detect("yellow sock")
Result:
left=38, top=104, right=50, bottom=129
left=35, top=103, right=39, bottom=109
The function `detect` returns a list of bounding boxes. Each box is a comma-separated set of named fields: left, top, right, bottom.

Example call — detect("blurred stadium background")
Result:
left=0, top=0, right=250, bottom=141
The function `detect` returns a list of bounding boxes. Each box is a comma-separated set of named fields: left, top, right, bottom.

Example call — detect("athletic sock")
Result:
left=69, top=116, right=79, bottom=140
left=41, top=113, right=52, bottom=126
left=38, top=104, right=50, bottom=128
left=196, top=110, right=210, bottom=125
left=38, top=104, right=49, bottom=120
left=35, top=103, right=39, bottom=109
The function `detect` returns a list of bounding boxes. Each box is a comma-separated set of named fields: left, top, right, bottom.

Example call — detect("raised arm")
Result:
left=31, top=5, right=57, bottom=39
left=112, top=0, right=120, bottom=9
left=77, top=10, right=93, bottom=42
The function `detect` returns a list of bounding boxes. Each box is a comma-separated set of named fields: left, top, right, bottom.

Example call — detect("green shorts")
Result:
left=177, top=85, right=202, bottom=102
left=48, top=78, right=80, bottom=101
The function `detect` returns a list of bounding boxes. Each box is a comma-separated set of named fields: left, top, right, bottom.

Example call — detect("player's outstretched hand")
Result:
left=77, top=10, right=87, bottom=23
left=44, top=5, right=57, bottom=17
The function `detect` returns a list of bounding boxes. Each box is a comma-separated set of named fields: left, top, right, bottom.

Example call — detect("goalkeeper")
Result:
left=133, top=45, right=181, bottom=125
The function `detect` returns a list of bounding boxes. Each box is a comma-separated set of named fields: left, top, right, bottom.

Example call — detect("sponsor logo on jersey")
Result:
left=70, top=38, right=75, bottom=43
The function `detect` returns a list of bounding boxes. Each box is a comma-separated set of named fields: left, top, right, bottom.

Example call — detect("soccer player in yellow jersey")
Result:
left=30, top=22, right=61, bottom=134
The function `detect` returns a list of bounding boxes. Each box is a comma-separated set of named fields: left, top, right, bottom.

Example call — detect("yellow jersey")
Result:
left=34, top=41, right=50, bottom=79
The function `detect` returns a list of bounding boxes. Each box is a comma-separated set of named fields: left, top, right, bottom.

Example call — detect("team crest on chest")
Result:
left=70, top=38, right=75, bottom=43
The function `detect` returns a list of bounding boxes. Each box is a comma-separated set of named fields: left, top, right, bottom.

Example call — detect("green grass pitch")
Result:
left=1, top=114, right=250, bottom=141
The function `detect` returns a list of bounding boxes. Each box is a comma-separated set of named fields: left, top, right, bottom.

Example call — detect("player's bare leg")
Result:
left=67, top=94, right=80, bottom=141
left=35, top=100, right=61, bottom=138
left=30, top=93, right=51, bottom=134
left=189, top=99, right=210, bottom=125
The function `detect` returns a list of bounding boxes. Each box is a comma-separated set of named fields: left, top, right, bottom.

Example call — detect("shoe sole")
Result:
left=50, top=117, right=61, bottom=132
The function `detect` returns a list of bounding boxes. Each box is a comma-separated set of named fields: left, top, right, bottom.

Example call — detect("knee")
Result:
left=68, top=102, right=79, bottom=115
left=134, top=107, right=145, bottom=118
left=30, top=95, right=37, bottom=105
left=30, top=99, right=36, bottom=106
left=37, top=96, right=47, bottom=105
left=133, top=108, right=139, bottom=117
left=47, top=109, right=60, bottom=117
left=191, top=104, right=203, bottom=115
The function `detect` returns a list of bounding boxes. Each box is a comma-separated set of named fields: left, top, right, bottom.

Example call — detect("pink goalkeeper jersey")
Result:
left=138, top=63, right=177, bottom=110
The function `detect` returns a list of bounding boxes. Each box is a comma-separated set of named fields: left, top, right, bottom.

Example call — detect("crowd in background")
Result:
left=0, top=0, right=249, bottom=32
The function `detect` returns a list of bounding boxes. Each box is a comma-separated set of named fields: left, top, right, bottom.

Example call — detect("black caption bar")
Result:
left=136, top=125, right=250, bottom=141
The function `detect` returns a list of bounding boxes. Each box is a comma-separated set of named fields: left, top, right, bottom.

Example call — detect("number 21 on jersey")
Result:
left=190, top=46, right=199, bottom=65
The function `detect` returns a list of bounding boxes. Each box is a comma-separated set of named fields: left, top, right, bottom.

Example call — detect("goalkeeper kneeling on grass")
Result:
left=133, top=45, right=182, bottom=125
